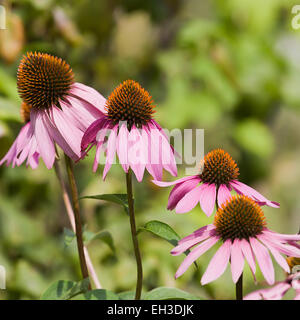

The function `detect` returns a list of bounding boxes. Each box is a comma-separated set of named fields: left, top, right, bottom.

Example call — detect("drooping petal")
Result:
left=31, top=109, right=55, bottom=169
left=199, top=183, right=216, bottom=217
left=250, top=237, right=275, bottom=285
left=230, top=239, right=245, bottom=283
left=167, top=178, right=201, bottom=210
left=103, top=125, right=118, bottom=180
left=50, top=105, right=83, bottom=158
left=92, top=139, right=105, bottom=172
left=0, top=122, right=32, bottom=167
left=174, top=184, right=204, bottom=214
left=258, top=233, right=300, bottom=258
left=262, top=229, right=300, bottom=242
left=152, top=175, right=200, bottom=187
left=174, top=236, right=219, bottom=279
left=217, top=184, right=232, bottom=207
left=244, top=282, right=291, bottom=300
left=201, top=239, right=231, bottom=285
left=128, top=125, right=146, bottom=182
left=171, top=226, right=217, bottom=256
left=144, top=123, right=164, bottom=181
left=257, top=234, right=290, bottom=273
left=230, top=180, right=280, bottom=208
left=240, top=239, right=256, bottom=278
left=70, top=82, right=106, bottom=113
left=42, top=110, right=79, bottom=161
left=66, top=95, right=104, bottom=125
left=81, top=117, right=109, bottom=151
left=116, top=123, right=129, bottom=172
left=178, top=224, right=216, bottom=244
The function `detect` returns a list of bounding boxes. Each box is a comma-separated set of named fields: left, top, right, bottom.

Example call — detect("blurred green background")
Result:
left=0, top=0, right=300, bottom=300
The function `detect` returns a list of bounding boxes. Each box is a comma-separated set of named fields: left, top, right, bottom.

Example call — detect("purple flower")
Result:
left=153, top=149, right=279, bottom=216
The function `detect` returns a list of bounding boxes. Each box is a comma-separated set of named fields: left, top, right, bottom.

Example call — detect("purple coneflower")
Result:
left=244, top=271, right=300, bottom=300
left=0, top=52, right=105, bottom=169
left=172, top=196, right=300, bottom=286
left=153, top=149, right=279, bottom=216
left=81, top=79, right=177, bottom=182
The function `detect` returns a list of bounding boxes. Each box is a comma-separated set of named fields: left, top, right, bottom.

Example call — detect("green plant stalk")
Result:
left=126, top=169, right=143, bottom=300
left=64, top=155, right=91, bottom=289
left=54, top=159, right=101, bottom=289
left=236, top=273, right=243, bottom=300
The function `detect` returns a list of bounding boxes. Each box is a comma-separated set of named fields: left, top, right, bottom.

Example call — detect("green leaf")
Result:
left=138, top=220, right=180, bottom=246
left=41, top=278, right=90, bottom=300
left=139, top=220, right=197, bottom=268
left=117, top=291, right=146, bottom=300
left=74, top=289, right=120, bottom=300
left=83, top=230, right=115, bottom=253
left=63, top=228, right=76, bottom=247
left=144, top=287, right=202, bottom=300
left=81, top=194, right=129, bottom=214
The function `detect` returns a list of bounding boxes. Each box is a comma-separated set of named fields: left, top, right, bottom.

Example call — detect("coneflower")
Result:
left=81, top=79, right=177, bottom=182
left=1, top=52, right=105, bottom=169
left=153, top=149, right=279, bottom=216
left=171, top=196, right=300, bottom=299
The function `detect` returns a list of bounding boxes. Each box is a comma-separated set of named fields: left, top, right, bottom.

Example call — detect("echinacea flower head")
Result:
left=171, top=195, right=300, bottom=286
left=0, top=52, right=105, bottom=169
left=244, top=271, right=300, bottom=300
left=81, top=79, right=177, bottom=182
left=153, top=148, right=279, bottom=216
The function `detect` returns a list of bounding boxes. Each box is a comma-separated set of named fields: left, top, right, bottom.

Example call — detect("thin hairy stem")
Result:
left=126, top=169, right=143, bottom=300
left=54, top=160, right=101, bottom=289
left=64, top=155, right=90, bottom=289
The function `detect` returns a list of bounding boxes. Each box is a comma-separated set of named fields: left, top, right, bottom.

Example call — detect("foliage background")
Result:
left=0, top=0, right=299, bottom=299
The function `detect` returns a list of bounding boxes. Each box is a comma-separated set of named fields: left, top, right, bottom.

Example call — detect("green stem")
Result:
left=64, top=155, right=91, bottom=289
left=54, top=159, right=101, bottom=289
left=126, top=169, right=143, bottom=300
left=236, top=273, right=243, bottom=300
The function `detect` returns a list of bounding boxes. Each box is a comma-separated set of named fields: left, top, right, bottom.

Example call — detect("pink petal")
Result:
left=66, top=95, right=104, bottom=124
left=217, top=184, right=232, bottom=207
left=262, top=229, right=300, bottom=242
left=103, top=125, right=118, bottom=180
left=42, top=111, right=79, bottom=161
left=152, top=175, right=200, bottom=187
left=244, top=282, right=291, bottom=300
left=174, top=184, right=204, bottom=214
left=175, top=236, right=219, bottom=279
left=171, top=227, right=217, bottom=256
left=240, top=239, right=257, bottom=277
left=230, top=180, right=280, bottom=208
left=250, top=237, right=275, bottom=285
left=116, top=123, right=129, bottom=172
left=81, top=117, right=109, bottom=151
left=240, top=239, right=256, bottom=279
left=0, top=122, right=32, bottom=167
left=50, top=105, right=83, bottom=157
left=257, top=235, right=290, bottom=273
left=92, top=140, right=105, bottom=172
left=199, top=183, right=216, bottom=217
left=167, top=178, right=201, bottom=210
left=128, top=125, right=146, bottom=182
left=31, top=109, right=55, bottom=169
left=178, top=224, right=216, bottom=244
left=159, top=130, right=177, bottom=177
left=230, top=239, right=245, bottom=283
left=70, top=82, right=106, bottom=113
left=258, top=233, right=300, bottom=258
left=201, top=239, right=231, bottom=285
